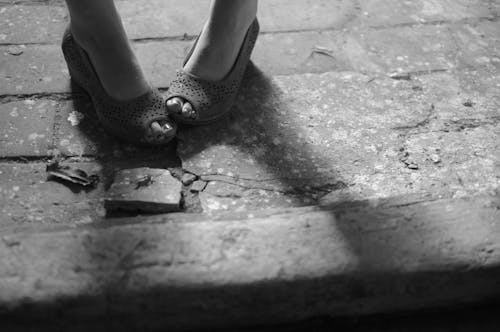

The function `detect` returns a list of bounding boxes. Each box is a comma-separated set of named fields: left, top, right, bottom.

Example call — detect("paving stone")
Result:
left=0, top=0, right=358, bottom=44
left=353, top=0, right=496, bottom=28
left=3, top=20, right=499, bottom=95
left=117, top=0, right=358, bottom=39
left=452, top=20, right=500, bottom=72
left=0, top=99, right=55, bottom=157
left=178, top=70, right=500, bottom=214
left=0, top=4, right=66, bottom=44
left=0, top=162, right=106, bottom=227
left=104, top=168, right=182, bottom=213
left=0, top=44, right=68, bottom=95
left=3, top=0, right=497, bottom=45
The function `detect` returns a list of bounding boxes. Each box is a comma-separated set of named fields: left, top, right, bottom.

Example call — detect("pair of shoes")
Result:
left=166, top=19, right=260, bottom=125
left=61, top=18, right=259, bottom=140
left=61, top=28, right=176, bottom=146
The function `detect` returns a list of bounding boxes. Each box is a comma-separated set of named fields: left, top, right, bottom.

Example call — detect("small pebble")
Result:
left=463, top=100, right=475, bottom=107
left=190, top=180, right=207, bottom=193
left=7, top=47, right=23, bottom=56
left=181, top=173, right=197, bottom=186
left=430, top=154, right=441, bottom=163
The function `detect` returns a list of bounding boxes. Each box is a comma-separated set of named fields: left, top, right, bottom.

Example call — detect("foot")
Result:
left=69, top=22, right=174, bottom=139
left=166, top=0, right=258, bottom=120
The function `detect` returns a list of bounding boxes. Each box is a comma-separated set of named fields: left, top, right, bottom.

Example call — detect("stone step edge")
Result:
left=0, top=193, right=499, bottom=330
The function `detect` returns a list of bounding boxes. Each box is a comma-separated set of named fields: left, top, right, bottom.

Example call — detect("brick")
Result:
left=3, top=20, right=499, bottom=95
left=0, top=99, right=55, bottom=157
left=0, top=0, right=498, bottom=46
left=0, top=4, right=66, bottom=44
left=0, top=44, right=69, bottom=95
left=0, top=0, right=359, bottom=44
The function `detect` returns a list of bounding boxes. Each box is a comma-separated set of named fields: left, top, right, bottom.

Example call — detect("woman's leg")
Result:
left=64, top=0, right=174, bottom=138
left=166, top=0, right=258, bottom=117
left=65, top=0, right=149, bottom=100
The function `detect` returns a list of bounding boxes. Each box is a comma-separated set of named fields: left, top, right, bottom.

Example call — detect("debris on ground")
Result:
left=463, top=100, right=475, bottom=107
left=67, top=111, right=85, bottom=126
left=398, top=148, right=419, bottom=170
left=311, top=45, right=335, bottom=58
left=46, top=161, right=99, bottom=187
left=389, top=72, right=412, bottom=80
left=182, top=173, right=197, bottom=186
left=105, top=168, right=182, bottom=214
left=190, top=180, right=207, bottom=193
left=430, top=154, right=441, bottom=164
left=7, top=46, right=23, bottom=56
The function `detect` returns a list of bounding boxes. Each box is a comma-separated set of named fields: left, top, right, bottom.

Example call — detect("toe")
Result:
left=150, top=120, right=175, bottom=143
left=181, top=102, right=197, bottom=119
left=166, top=97, right=184, bottom=114
left=151, top=121, right=163, bottom=134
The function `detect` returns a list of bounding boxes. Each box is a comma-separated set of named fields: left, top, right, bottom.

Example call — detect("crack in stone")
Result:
left=204, top=177, right=349, bottom=197
left=443, top=117, right=500, bottom=132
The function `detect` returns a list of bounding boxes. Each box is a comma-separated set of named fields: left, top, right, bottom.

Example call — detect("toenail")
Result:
left=182, top=105, right=193, bottom=117
left=151, top=122, right=162, bottom=132
left=167, top=99, right=182, bottom=113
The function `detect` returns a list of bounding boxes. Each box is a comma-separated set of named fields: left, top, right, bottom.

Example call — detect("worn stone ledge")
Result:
left=1, top=194, right=499, bottom=330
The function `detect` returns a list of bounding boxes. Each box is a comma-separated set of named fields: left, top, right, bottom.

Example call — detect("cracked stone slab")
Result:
left=3, top=20, right=499, bottom=95
left=178, top=70, right=500, bottom=214
left=105, top=168, right=181, bottom=213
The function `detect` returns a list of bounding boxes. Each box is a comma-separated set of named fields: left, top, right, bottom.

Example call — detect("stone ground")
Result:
left=1, top=0, right=500, bottom=330
left=0, top=0, right=499, bottom=221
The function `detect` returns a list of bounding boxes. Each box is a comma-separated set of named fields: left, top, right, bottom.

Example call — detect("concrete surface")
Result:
left=1, top=194, right=499, bottom=330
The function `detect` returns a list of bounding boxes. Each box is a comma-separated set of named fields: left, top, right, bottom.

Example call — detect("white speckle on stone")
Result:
left=67, top=111, right=85, bottom=126
left=206, top=198, right=222, bottom=210
left=24, top=99, right=35, bottom=105
left=10, top=108, right=19, bottom=117
left=28, top=133, right=45, bottom=140
left=12, top=186, right=20, bottom=192
left=75, top=216, right=93, bottom=224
